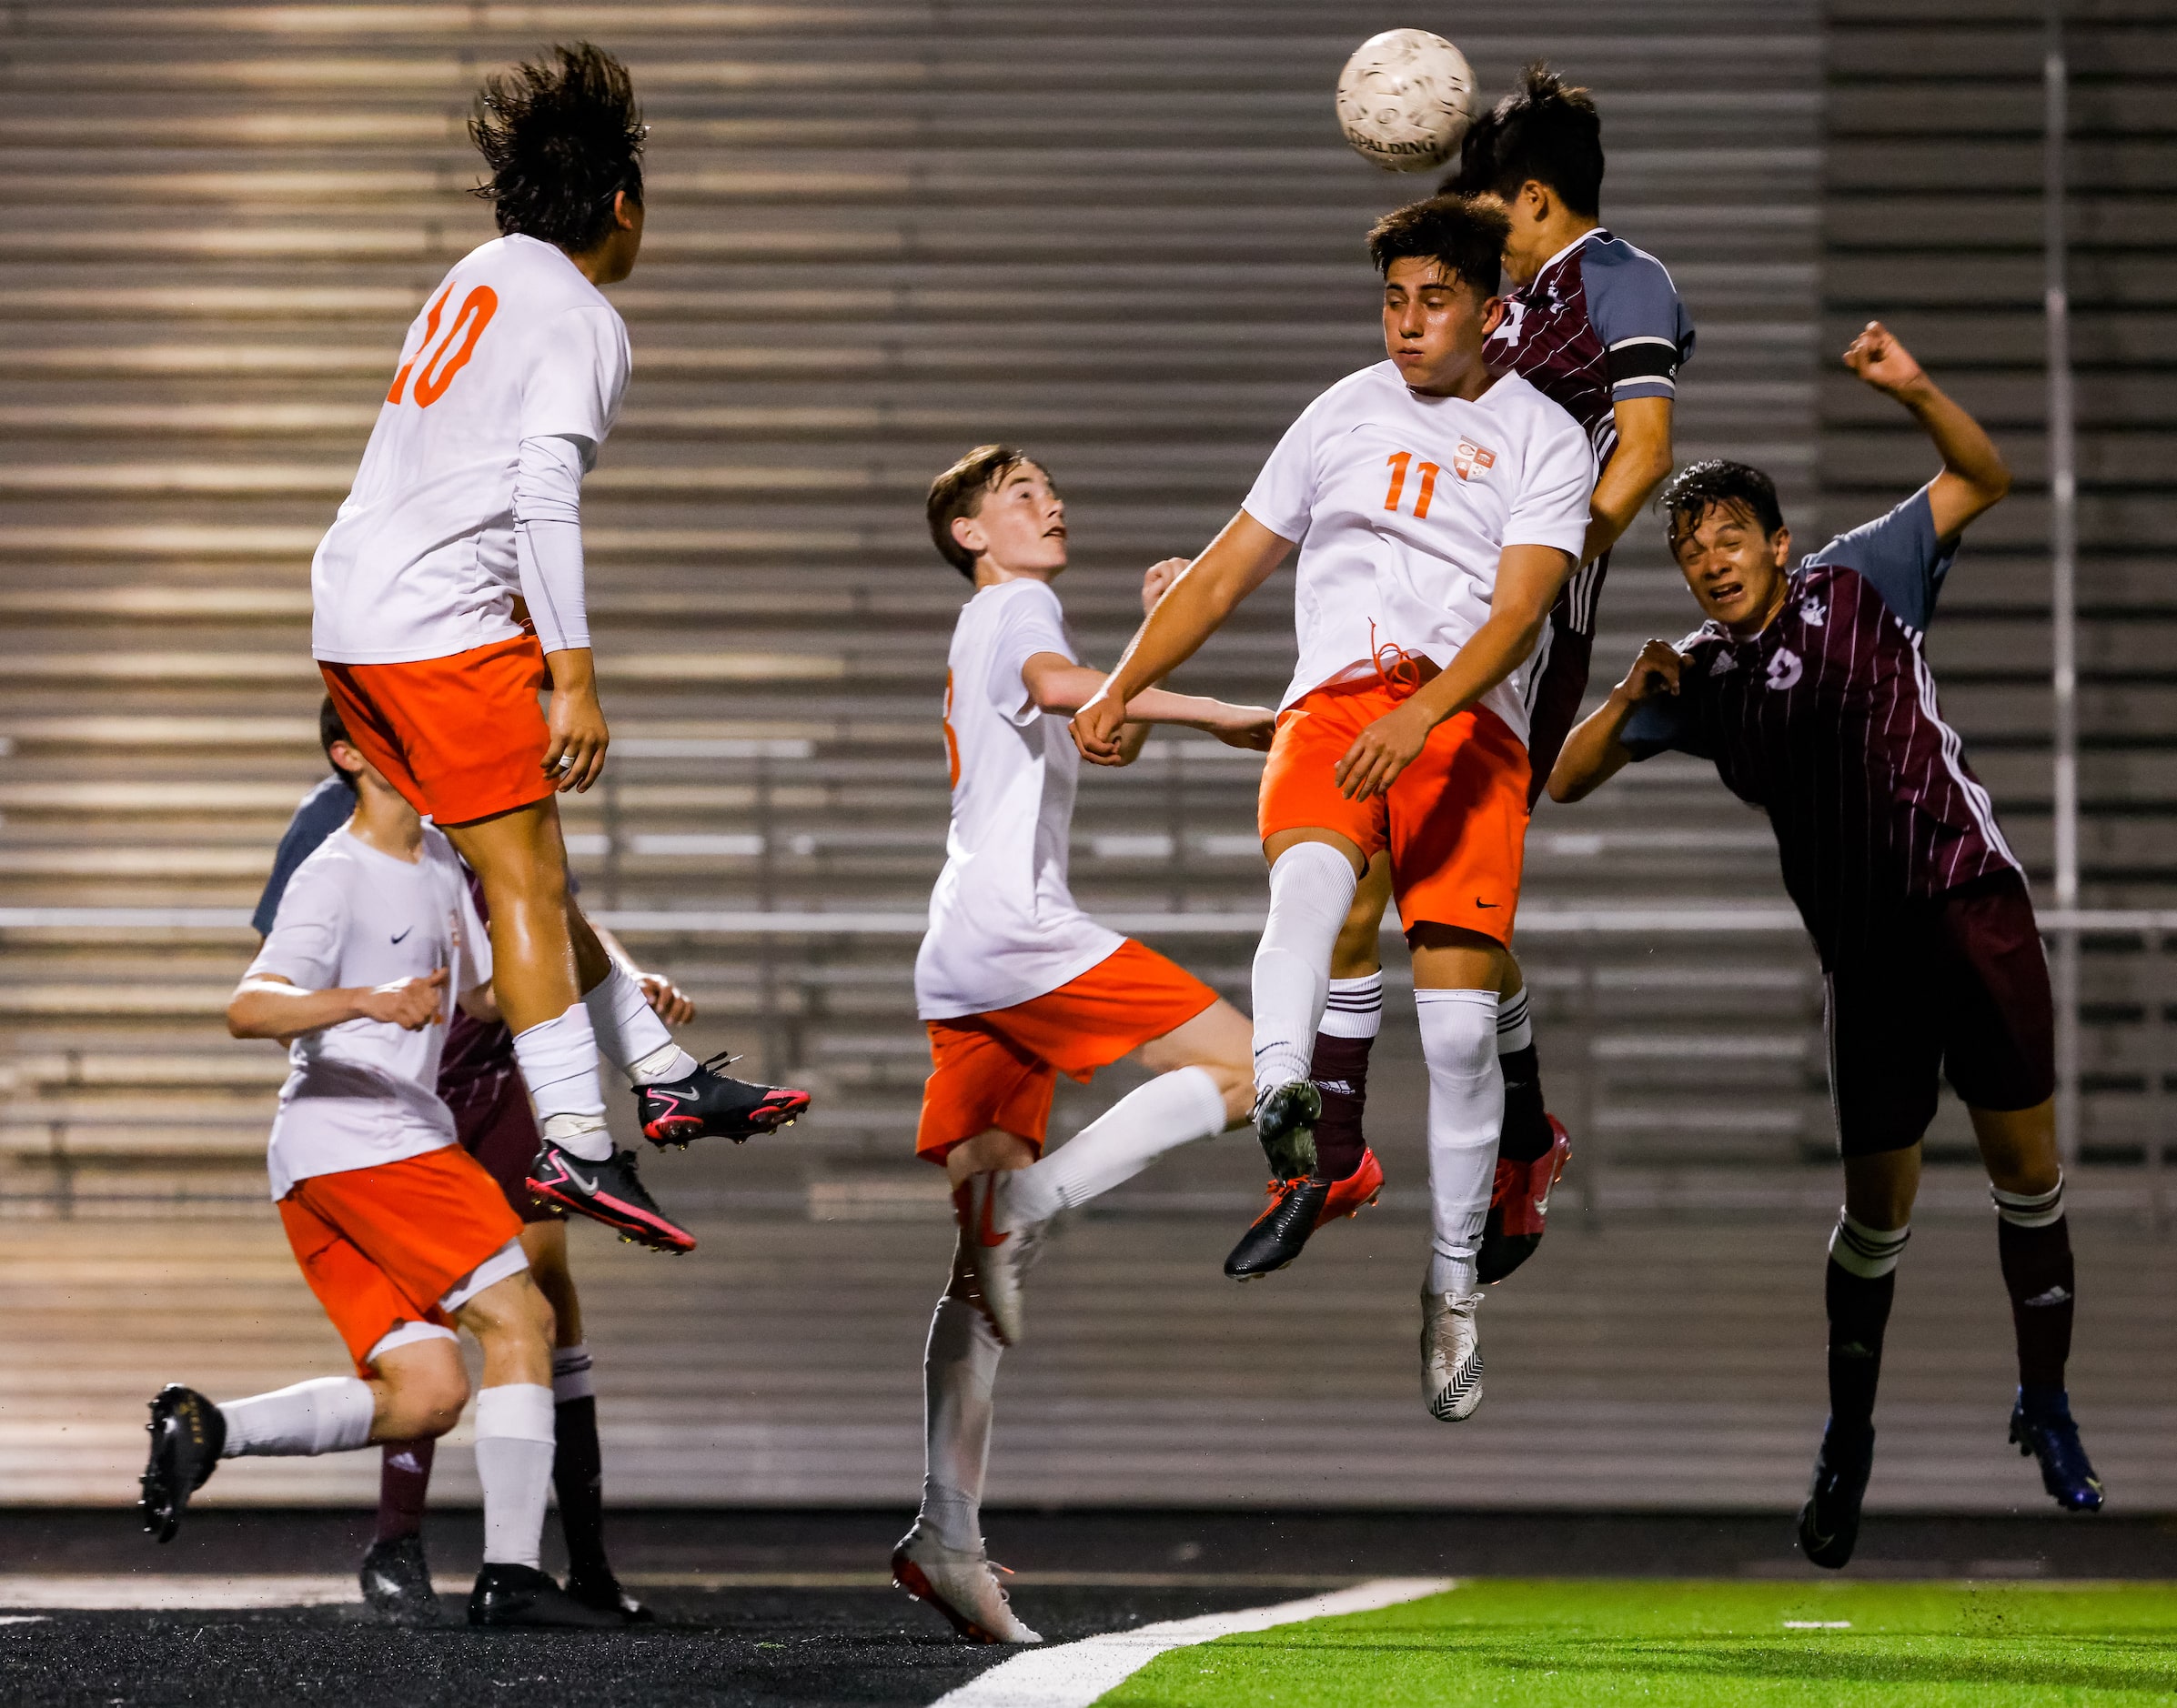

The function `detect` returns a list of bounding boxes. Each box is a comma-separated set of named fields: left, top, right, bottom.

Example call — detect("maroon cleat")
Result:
left=637, top=1050, right=811, bottom=1149
left=526, top=1140, right=696, bottom=1255
left=1477, top=1114, right=1571, bottom=1284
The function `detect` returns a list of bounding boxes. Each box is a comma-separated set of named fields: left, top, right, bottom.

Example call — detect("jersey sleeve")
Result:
left=1620, top=692, right=1711, bottom=761
left=985, top=584, right=1076, bottom=728
left=519, top=305, right=630, bottom=448
left=252, top=779, right=354, bottom=937
left=1586, top=249, right=1696, bottom=404
left=1240, top=400, right=1321, bottom=544
left=1504, top=409, right=1596, bottom=558
left=247, top=859, right=345, bottom=990
left=1804, top=485, right=1953, bottom=632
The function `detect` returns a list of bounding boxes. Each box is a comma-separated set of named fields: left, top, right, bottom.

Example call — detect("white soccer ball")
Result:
left=1335, top=28, right=1477, bottom=173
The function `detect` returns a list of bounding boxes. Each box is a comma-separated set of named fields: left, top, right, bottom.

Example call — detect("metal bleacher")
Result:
left=0, top=0, right=1841, bottom=1223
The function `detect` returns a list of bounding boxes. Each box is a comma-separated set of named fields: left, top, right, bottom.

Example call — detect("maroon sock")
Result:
left=375, top=1438, right=435, bottom=1545
left=1998, top=1214, right=2075, bottom=1392
left=1308, top=1031, right=1374, bottom=1182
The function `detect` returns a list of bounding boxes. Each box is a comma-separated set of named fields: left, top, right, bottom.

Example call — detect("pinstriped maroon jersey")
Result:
left=1629, top=559, right=2020, bottom=967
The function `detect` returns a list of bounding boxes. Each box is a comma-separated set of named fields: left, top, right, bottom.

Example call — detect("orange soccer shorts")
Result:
left=320, top=634, right=553, bottom=826
left=1258, top=674, right=1532, bottom=944
left=915, top=939, right=1221, bottom=1163
left=277, top=1144, right=524, bottom=1373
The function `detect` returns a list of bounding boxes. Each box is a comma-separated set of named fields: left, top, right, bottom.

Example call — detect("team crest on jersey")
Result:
left=1452, top=438, right=1497, bottom=481
left=1766, top=648, right=1804, bottom=691
left=1799, top=596, right=1828, bottom=628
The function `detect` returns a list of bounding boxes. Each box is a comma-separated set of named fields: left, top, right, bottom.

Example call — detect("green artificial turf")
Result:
left=1101, top=1580, right=2177, bottom=1707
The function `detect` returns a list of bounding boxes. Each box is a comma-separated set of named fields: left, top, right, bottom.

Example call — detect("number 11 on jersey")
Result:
left=1382, top=451, right=1441, bottom=521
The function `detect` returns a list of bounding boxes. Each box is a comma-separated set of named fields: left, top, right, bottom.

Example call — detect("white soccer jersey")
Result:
left=1242, top=362, right=1596, bottom=743
left=311, top=234, right=631, bottom=665
left=247, top=824, right=492, bottom=1198
left=914, top=578, right=1124, bottom=1020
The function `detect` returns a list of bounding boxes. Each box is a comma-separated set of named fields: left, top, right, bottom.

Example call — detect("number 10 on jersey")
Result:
left=1382, top=451, right=1441, bottom=520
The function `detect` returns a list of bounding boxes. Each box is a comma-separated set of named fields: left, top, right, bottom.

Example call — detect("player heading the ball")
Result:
left=308, top=43, right=807, bottom=1256
left=1073, top=195, right=1596, bottom=1424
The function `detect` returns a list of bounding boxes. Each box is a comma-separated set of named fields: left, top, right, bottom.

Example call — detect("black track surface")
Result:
left=1, top=1507, right=2170, bottom=1706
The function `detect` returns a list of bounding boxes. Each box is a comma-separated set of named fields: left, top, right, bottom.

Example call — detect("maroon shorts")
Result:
left=446, top=1067, right=560, bottom=1225
left=1824, top=870, right=2056, bottom=1157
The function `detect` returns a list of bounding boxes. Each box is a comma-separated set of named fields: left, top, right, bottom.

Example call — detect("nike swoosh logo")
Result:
left=1476, top=899, right=1501, bottom=909
left=556, top=1160, right=601, bottom=1197
left=391, top=928, right=412, bottom=944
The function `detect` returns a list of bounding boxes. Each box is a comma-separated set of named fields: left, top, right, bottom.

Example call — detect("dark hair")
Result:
left=926, top=444, right=1039, bottom=579
left=1658, top=459, right=1787, bottom=548
left=1366, top=194, right=1511, bottom=296
left=319, top=695, right=359, bottom=790
left=470, top=43, right=646, bottom=252
left=1442, top=63, right=1604, bottom=219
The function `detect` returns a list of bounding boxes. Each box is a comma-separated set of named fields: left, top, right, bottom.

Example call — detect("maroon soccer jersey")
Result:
left=1486, top=229, right=1696, bottom=794
left=1624, top=489, right=2020, bottom=966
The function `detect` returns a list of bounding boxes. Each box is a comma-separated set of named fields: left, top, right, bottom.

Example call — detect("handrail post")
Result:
left=2045, top=0, right=2081, bottom=1164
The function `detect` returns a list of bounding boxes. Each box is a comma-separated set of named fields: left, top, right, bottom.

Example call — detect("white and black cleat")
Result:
left=1420, top=1289, right=1485, bottom=1422
left=951, top=1170, right=1047, bottom=1347
left=891, top=1528, right=1042, bottom=1645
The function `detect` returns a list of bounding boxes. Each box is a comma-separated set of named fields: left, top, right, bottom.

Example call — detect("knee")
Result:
left=465, top=1275, right=558, bottom=1356
left=378, top=1360, right=470, bottom=1440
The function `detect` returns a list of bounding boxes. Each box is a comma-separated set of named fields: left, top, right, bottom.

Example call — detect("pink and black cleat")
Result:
left=637, top=1050, right=811, bottom=1150
left=526, top=1140, right=696, bottom=1255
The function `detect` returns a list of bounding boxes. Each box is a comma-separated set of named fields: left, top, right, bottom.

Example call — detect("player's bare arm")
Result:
left=1023, top=653, right=1274, bottom=752
left=1547, top=638, right=1688, bottom=804
left=1844, top=321, right=2011, bottom=542
left=1584, top=395, right=1672, bottom=563
left=1070, top=512, right=1294, bottom=762
left=227, top=969, right=449, bottom=1040
left=1331, top=540, right=1576, bottom=800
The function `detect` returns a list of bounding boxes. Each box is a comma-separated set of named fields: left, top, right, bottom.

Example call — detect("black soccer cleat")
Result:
left=526, top=1140, right=696, bottom=1255
left=566, top=1565, right=654, bottom=1624
left=1477, top=1115, right=1573, bottom=1285
left=140, top=1383, right=225, bottom=1543
left=638, top=1050, right=811, bottom=1149
left=359, top=1534, right=442, bottom=1627
left=1252, top=1080, right=1320, bottom=1181
left=2010, top=1389, right=2105, bottom=1513
left=467, top=1562, right=625, bottom=1629
left=1224, top=1177, right=1331, bottom=1281
left=1797, top=1419, right=1875, bottom=1570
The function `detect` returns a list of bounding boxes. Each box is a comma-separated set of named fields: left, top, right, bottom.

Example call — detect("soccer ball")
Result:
left=1335, top=29, right=1477, bottom=173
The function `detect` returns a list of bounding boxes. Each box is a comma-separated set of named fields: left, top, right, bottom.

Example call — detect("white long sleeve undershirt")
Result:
left=513, top=432, right=593, bottom=656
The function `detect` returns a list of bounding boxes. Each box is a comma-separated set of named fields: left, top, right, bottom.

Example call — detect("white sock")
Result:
left=550, top=1343, right=595, bottom=1404
left=1320, top=971, right=1384, bottom=1040
left=473, top=1382, right=556, bottom=1569
left=582, top=962, right=698, bottom=1086
left=1496, top=985, right=1532, bottom=1055
left=1005, top=1066, right=1227, bottom=1226
left=1252, top=843, right=1359, bottom=1096
left=918, top=1293, right=1002, bottom=1554
left=512, top=1005, right=613, bottom=1160
left=1416, top=989, right=1502, bottom=1297
left=217, top=1376, right=375, bottom=1458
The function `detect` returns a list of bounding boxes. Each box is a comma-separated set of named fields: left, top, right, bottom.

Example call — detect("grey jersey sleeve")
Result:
left=1804, top=485, right=1955, bottom=632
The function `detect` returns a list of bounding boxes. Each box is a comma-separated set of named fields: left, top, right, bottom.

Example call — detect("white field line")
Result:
left=0, top=1575, right=358, bottom=1611
left=931, top=1576, right=1454, bottom=1708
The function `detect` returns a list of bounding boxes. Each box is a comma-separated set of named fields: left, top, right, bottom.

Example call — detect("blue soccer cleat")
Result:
left=2010, top=1388, right=2105, bottom=1513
